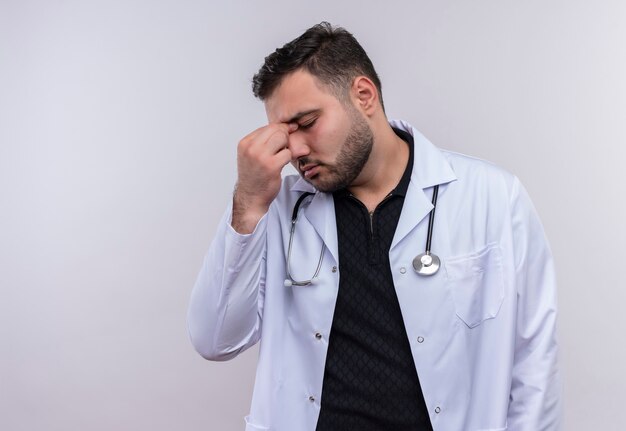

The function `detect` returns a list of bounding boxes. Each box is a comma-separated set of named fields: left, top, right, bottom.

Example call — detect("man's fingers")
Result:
left=241, top=122, right=293, bottom=149
left=265, top=129, right=291, bottom=154
left=274, top=147, right=293, bottom=168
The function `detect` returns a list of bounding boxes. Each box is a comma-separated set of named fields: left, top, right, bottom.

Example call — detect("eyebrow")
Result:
left=284, top=109, right=320, bottom=124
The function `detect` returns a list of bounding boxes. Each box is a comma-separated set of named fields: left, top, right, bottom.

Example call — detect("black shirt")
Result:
left=315, top=128, right=433, bottom=431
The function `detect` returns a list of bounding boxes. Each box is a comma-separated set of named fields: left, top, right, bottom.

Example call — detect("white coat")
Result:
left=187, top=119, right=561, bottom=431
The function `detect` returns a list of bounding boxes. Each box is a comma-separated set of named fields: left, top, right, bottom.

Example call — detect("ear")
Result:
left=351, top=76, right=379, bottom=117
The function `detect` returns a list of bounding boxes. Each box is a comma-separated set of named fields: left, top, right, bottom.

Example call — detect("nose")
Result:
left=287, top=132, right=310, bottom=162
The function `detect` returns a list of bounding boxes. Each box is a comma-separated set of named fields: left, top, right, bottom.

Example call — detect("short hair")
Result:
left=252, top=22, right=384, bottom=109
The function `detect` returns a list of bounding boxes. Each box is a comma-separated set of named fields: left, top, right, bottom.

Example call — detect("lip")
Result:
left=301, top=164, right=320, bottom=179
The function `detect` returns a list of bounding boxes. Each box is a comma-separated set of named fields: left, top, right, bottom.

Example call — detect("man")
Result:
left=188, top=22, right=561, bottom=431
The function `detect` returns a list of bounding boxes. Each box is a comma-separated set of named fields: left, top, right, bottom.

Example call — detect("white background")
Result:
left=1, top=1, right=625, bottom=430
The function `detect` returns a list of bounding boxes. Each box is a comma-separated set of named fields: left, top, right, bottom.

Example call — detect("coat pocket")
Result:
left=244, top=415, right=270, bottom=431
left=444, top=242, right=505, bottom=328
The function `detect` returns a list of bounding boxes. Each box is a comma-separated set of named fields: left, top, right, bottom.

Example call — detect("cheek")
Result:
left=315, top=124, right=348, bottom=154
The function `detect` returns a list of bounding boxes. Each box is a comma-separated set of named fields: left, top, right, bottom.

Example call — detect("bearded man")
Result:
left=188, top=22, right=561, bottom=431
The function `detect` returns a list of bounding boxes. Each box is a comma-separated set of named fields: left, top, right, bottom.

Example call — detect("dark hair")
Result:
left=252, top=22, right=384, bottom=109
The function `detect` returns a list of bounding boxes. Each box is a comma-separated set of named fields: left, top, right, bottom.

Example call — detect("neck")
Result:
left=348, top=120, right=409, bottom=211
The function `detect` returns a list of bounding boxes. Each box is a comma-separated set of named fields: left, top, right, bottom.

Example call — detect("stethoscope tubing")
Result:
left=285, top=185, right=442, bottom=286
left=425, top=185, right=439, bottom=255
left=285, top=192, right=325, bottom=286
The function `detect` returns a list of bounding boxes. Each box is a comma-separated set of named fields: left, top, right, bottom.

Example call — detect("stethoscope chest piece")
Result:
left=413, top=252, right=440, bottom=276
left=411, top=184, right=441, bottom=277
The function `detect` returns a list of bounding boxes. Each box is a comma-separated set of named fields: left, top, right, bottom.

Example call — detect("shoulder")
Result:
left=279, top=174, right=305, bottom=192
left=268, top=174, right=320, bottom=215
left=443, top=149, right=514, bottom=183
left=441, top=149, right=518, bottom=199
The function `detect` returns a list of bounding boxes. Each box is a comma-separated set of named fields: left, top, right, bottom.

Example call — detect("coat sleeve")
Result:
left=187, top=202, right=268, bottom=361
left=507, top=177, right=562, bottom=430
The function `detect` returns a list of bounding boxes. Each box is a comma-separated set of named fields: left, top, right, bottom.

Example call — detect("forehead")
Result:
left=264, top=69, right=341, bottom=123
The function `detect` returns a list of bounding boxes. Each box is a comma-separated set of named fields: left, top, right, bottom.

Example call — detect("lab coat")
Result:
left=188, top=119, right=561, bottom=431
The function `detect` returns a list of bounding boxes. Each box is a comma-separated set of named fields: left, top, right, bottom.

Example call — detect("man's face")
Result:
left=265, top=70, right=373, bottom=192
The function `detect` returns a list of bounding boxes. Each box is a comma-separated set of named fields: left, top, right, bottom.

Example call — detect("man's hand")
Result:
left=232, top=123, right=298, bottom=234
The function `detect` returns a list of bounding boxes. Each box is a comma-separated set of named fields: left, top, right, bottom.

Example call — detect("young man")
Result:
left=188, top=22, right=561, bottom=431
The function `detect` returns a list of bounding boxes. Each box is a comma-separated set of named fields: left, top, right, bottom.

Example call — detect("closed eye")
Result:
left=298, top=118, right=317, bottom=130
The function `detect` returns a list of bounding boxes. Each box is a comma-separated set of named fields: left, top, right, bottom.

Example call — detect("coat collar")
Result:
left=388, top=119, right=457, bottom=249
left=390, top=119, right=457, bottom=189
left=288, top=119, right=458, bottom=257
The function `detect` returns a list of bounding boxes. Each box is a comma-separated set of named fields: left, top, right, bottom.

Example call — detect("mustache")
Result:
left=297, top=157, right=324, bottom=169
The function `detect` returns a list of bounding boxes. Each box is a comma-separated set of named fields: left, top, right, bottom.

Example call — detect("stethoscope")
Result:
left=412, top=184, right=440, bottom=276
left=284, top=192, right=325, bottom=286
left=283, top=185, right=441, bottom=287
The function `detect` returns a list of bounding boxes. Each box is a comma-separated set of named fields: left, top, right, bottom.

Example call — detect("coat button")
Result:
left=400, top=267, right=406, bottom=274
left=309, top=395, right=315, bottom=402
left=435, top=406, right=441, bottom=414
left=331, top=266, right=337, bottom=273
left=315, top=332, right=322, bottom=340
left=417, top=336, right=425, bottom=343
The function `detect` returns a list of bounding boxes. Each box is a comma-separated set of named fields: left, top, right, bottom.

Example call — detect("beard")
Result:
left=298, top=109, right=374, bottom=193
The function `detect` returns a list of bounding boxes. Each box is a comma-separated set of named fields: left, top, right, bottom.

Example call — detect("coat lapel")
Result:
left=290, top=178, right=339, bottom=265
left=389, top=119, right=458, bottom=250
left=392, top=182, right=434, bottom=250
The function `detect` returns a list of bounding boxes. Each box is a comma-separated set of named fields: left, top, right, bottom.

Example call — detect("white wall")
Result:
left=1, top=1, right=625, bottom=430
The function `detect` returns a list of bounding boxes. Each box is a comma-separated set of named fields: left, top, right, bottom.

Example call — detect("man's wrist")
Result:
left=231, top=192, right=269, bottom=234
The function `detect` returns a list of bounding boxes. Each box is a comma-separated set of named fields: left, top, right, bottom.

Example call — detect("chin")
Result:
left=309, top=178, right=346, bottom=194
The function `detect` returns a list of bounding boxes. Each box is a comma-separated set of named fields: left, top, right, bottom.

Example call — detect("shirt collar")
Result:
left=389, top=127, right=413, bottom=197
